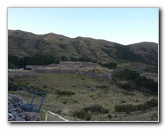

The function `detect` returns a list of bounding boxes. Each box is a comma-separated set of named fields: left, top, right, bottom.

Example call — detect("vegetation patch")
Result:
left=56, top=90, right=75, bottom=96
left=99, top=62, right=117, bottom=69
left=8, top=79, right=47, bottom=94
left=115, top=44, right=145, bottom=63
left=113, top=69, right=158, bottom=93
left=115, top=99, right=158, bottom=113
left=73, top=104, right=109, bottom=120
left=108, top=114, right=112, bottom=119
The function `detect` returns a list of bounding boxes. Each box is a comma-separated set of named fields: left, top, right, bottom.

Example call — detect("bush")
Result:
left=56, top=90, right=75, bottom=96
left=114, top=69, right=158, bottom=93
left=136, top=104, right=148, bottom=110
left=115, top=99, right=158, bottom=113
left=73, top=104, right=109, bottom=120
left=42, top=85, right=47, bottom=88
left=121, top=100, right=126, bottom=103
left=146, top=99, right=158, bottom=107
left=62, top=101, right=67, bottom=104
left=119, top=82, right=135, bottom=91
left=73, top=110, right=91, bottom=120
left=115, top=104, right=135, bottom=113
left=108, top=114, right=112, bottom=119
left=83, top=104, right=109, bottom=114
left=100, top=62, right=117, bottom=69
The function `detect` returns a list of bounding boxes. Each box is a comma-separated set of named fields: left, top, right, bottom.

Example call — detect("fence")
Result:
left=44, top=111, right=68, bottom=121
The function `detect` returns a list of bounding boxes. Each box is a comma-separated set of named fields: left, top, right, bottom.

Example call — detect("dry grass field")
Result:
left=8, top=67, right=158, bottom=121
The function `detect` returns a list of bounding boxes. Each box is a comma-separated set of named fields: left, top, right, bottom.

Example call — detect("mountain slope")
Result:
left=127, top=42, right=158, bottom=65
left=8, top=30, right=158, bottom=65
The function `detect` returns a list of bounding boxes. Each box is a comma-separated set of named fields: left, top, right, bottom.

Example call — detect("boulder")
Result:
left=8, top=93, right=40, bottom=121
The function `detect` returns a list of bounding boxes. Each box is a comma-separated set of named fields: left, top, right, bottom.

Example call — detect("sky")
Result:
left=8, top=8, right=159, bottom=45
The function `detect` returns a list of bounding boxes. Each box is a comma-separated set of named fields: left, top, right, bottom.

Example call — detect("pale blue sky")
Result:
left=8, top=8, right=159, bottom=45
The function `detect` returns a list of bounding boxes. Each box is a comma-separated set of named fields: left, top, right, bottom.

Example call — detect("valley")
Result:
left=8, top=30, right=159, bottom=121
left=8, top=61, right=158, bottom=121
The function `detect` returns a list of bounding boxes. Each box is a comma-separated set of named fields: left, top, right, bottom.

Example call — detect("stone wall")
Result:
left=25, top=61, right=112, bottom=80
left=27, top=61, right=99, bottom=70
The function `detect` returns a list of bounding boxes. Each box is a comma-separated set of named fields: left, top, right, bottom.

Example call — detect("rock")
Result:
left=24, top=112, right=40, bottom=121
left=14, top=107, right=22, bottom=113
left=8, top=117, right=15, bottom=121
left=17, top=112, right=40, bottom=121
left=8, top=93, right=40, bottom=121
left=18, top=113, right=26, bottom=119
left=15, top=116, right=25, bottom=121
left=13, top=102, right=21, bottom=106
left=11, top=111, right=18, bottom=117
left=8, top=113, right=15, bottom=121
left=89, top=87, right=97, bottom=92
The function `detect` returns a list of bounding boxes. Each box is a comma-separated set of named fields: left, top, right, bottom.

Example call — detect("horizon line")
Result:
left=8, top=29, right=158, bottom=45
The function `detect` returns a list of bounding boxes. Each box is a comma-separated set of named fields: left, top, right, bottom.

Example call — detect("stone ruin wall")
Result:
left=27, top=61, right=100, bottom=70
left=26, top=61, right=112, bottom=80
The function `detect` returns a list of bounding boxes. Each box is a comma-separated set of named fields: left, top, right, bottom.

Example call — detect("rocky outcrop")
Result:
left=8, top=93, right=40, bottom=121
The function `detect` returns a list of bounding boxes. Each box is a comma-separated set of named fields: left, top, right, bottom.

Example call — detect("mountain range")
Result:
left=8, top=30, right=158, bottom=65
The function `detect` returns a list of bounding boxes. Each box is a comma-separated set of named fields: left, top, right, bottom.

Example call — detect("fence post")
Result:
left=45, top=111, right=48, bottom=121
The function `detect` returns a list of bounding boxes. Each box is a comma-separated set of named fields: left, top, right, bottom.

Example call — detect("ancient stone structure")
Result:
left=26, top=61, right=100, bottom=70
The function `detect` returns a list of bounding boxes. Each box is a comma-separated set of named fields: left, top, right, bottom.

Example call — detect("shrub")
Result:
left=100, top=62, right=117, bottom=69
left=146, top=99, right=158, bottom=107
left=42, top=85, right=47, bottom=88
left=73, top=110, right=91, bottom=120
left=56, top=90, right=75, bottom=96
left=115, top=99, right=158, bottom=113
left=114, top=69, right=158, bottom=93
left=121, top=100, right=126, bottom=103
left=119, top=82, right=135, bottom=91
left=136, top=103, right=148, bottom=110
left=108, top=114, right=112, bottom=119
left=73, top=104, right=109, bottom=120
left=115, top=104, right=135, bottom=113
left=62, top=101, right=67, bottom=104
left=83, top=104, right=109, bottom=114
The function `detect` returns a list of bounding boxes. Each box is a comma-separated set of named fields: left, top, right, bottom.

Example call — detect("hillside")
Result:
left=8, top=30, right=158, bottom=65
left=127, top=42, right=158, bottom=65
left=8, top=68, right=158, bottom=121
left=8, top=30, right=159, bottom=121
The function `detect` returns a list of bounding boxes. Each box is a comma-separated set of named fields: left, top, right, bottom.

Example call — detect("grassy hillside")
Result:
left=127, top=42, right=158, bottom=65
left=8, top=30, right=159, bottom=121
left=8, top=30, right=158, bottom=65
left=8, top=71, right=158, bottom=121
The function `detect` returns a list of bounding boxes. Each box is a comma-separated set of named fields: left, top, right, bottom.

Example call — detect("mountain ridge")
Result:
left=8, top=30, right=158, bottom=65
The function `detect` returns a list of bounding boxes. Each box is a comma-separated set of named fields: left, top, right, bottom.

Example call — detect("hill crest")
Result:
left=8, top=30, right=158, bottom=65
